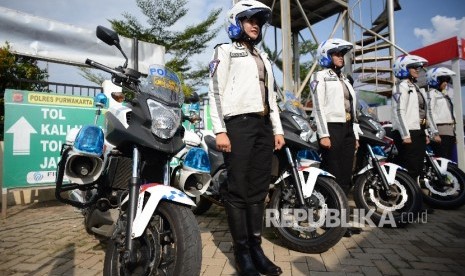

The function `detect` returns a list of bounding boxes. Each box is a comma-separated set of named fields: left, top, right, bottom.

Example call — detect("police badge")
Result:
left=209, top=59, right=220, bottom=77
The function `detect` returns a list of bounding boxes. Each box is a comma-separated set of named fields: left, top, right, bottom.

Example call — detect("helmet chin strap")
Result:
left=331, top=65, right=342, bottom=76
left=241, top=33, right=260, bottom=45
left=408, top=75, right=417, bottom=83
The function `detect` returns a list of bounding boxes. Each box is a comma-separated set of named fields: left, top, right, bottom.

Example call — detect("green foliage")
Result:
left=0, top=42, right=49, bottom=94
left=0, top=42, right=49, bottom=140
left=105, top=0, right=221, bottom=98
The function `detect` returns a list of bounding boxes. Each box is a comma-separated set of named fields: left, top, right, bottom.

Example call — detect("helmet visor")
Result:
left=327, top=45, right=353, bottom=57
left=437, top=76, right=452, bottom=84
left=406, top=62, right=425, bottom=70
left=237, top=8, right=271, bottom=26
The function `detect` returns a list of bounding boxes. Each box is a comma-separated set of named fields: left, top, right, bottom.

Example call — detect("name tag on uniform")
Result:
left=324, top=77, right=338, bottom=81
left=230, top=52, right=248, bottom=58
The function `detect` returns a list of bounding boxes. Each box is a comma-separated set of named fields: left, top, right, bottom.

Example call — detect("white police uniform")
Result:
left=208, top=42, right=283, bottom=136
left=310, top=68, right=361, bottom=140
left=391, top=79, right=438, bottom=139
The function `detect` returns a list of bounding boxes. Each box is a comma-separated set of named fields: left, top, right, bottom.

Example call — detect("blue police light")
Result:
left=73, top=125, right=105, bottom=156
left=372, top=146, right=387, bottom=157
left=297, top=149, right=321, bottom=162
left=94, top=93, right=108, bottom=107
left=184, top=148, right=211, bottom=173
left=189, top=102, right=200, bottom=113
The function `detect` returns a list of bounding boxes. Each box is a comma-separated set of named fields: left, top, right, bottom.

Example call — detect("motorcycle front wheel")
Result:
left=103, top=201, right=201, bottom=276
left=268, top=176, right=348, bottom=253
left=420, top=163, right=465, bottom=209
left=353, top=170, right=423, bottom=227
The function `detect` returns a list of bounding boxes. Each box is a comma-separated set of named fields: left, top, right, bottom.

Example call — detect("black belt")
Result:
left=437, top=123, right=454, bottom=126
left=224, top=113, right=269, bottom=123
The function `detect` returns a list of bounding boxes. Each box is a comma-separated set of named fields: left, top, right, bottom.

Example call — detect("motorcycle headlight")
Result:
left=368, top=118, right=386, bottom=139
left=292, top=115, right=312, bottom=141
left=147, top=99, right=181, bottom=139
left=292, top=115, right=311, bottom=132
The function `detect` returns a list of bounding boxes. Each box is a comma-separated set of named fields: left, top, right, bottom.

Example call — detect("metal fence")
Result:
left=12, top=78, right=103, bottom=97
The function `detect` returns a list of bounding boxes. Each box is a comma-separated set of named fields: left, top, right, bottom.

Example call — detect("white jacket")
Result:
left=207, top=42, right=283, bottom=135
left=428, top=88, right=455, bottom=125
left=391, top=79, right=438, bottom=139
left=310, top=68, right=360, bottom=140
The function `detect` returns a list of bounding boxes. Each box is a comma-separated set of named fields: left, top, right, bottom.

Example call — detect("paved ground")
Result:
left=1, top=200, right=465, bottom=276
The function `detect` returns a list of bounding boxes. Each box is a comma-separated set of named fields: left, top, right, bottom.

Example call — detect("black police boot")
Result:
left=224, top=201, right=259, bottom=276
left=246, top=202, right=282, bottom=276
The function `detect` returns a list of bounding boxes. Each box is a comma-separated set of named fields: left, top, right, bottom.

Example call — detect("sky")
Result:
left=0, top=0, right=464, bottom=95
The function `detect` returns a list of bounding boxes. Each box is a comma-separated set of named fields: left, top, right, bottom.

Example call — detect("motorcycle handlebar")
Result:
left=85, top=58, right=127, bottom=79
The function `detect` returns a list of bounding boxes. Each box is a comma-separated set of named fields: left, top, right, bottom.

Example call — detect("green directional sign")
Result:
left=3, top=89, right=105, bottom=189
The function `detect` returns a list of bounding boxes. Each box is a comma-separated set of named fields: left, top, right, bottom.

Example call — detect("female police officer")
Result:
left=207, top=1, right=284, bottom=275
left=391, top=55, right=440, bottom=183
left=310, top=38, right=361, bottom=195
left=426, top=67, right=457, bottom=160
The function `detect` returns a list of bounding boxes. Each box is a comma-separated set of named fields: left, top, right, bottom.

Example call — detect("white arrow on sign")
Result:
left=6, top=116, right=38, bottom=155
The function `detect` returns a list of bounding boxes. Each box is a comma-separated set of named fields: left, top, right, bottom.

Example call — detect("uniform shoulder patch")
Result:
left=310, top=80, right=319, bottom=93
left=393, top=92, right=401, bottom=103
left=209, top=59, right=220, bottom=77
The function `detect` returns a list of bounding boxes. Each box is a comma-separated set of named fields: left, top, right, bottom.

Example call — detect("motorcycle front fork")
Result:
left=124, top=146, right=141, bottom=266
left=366, top=144, right=392, bottom=196
left=423, top=152, right=446, bottom=186
left=284, top=147, right=307, bottom=207
left=122, top=146, right=171, bottom=267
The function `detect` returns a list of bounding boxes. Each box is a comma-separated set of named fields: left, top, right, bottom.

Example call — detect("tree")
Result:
left=0, top=42, right=49, bottom=140
left=87, top=0, right=222, bottom=97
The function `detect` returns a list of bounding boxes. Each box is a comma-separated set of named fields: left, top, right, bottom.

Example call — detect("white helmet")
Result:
left=426, top=67, right=456, bottom=88
left=226, top=0, right=271, bottom=43
left=317, top=38, right=353, bottom=68
left=393, top=55, right=428, bottom=79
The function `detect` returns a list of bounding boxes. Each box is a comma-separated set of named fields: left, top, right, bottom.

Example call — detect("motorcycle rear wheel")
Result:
left=420, top=163, right=465, bottom=209
left=268, top=176, right=348, bottom=253
left=353, top=170, right=423, bottom=227
left=103, top=201, right=201, bottom=276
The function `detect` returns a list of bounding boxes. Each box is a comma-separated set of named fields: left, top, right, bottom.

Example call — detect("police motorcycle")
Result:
left=382, top=123, right=465, bottom=209
left=196, top=92, right=349, bottom=253
left=352, top=102, right=423, bottom=226
left=55, top=25, right=201, bottom=275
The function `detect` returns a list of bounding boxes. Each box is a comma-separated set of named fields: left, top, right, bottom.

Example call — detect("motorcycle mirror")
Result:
left=96, top=26, right=120, bottom=47
left=111, top=92, right=126, bottom=103
left=96, top=25, right=129, bottom=68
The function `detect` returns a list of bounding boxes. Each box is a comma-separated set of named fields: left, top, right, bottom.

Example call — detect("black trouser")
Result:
left=319, top=122, right=356, bottom=193
left=223, top=113, right=274, bottom=206
left=430, top=135, right=456, bottom=160
left=392, top=129, right=426, bottom=180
